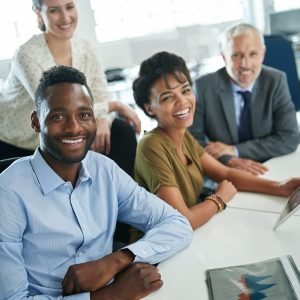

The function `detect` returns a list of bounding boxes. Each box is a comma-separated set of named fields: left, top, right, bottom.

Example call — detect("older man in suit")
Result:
left=190, top=23, right=299, bottom=175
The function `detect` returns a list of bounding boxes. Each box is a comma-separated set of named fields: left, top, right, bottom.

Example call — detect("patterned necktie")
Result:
left=237, top=91, right=253, bottom=142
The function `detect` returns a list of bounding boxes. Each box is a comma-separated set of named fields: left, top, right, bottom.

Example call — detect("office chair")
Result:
left=263, top=34, right=300, bottom=111
left=0, top=157, right=19, bottom=173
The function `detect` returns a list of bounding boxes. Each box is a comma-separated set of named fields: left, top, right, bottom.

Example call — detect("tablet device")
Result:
left=273, top=186, right=300, bottom=230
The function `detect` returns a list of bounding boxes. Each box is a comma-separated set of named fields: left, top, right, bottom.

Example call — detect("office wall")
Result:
left=97, top=24, right=229, bottom=69
left=76, top=0, right=237, bottom=69
left=0, top=0, right=266, bottom=77
left=0, top=60, right=10, bottom=79
left=97, top=22, right=243, bottom=70
left=74, top=0, right=265, bottom=69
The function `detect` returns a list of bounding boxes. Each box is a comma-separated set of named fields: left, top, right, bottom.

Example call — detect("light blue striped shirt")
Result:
left=0, top=149, right=192, bottom=299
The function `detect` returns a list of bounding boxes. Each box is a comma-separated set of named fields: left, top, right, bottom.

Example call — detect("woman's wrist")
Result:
left=108, top=100, right=122, bottom=114
left=214, top=193, right=227, bottom=209
left=205, top=193, right=226, bottom=212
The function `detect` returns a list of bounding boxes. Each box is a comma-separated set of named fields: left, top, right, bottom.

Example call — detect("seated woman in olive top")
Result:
left=133, top=51, right=300, bottom=230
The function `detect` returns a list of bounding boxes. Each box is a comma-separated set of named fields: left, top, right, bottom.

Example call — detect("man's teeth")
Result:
left=62, top=138, right=83, bottom=144
left=59, top=24, right=71, bottom=29
left=240, top=70, right=251, bottom=74
left=174, top=108, right=189, bottom=116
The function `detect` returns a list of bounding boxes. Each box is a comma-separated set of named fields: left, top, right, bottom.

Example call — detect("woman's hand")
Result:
left=91, top=101, right=141, bottom=154
left=215, top=180, right=237, bottom=203
left=109, top=101, right=141, bottom=134
left=277, top=178, right=300, bottom=197
left=91, top=118, right=111, bottom=154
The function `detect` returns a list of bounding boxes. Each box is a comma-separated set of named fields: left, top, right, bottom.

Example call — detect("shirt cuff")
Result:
left=64, top=292, right=90, bottom=299
left=218, top=155, right=234, bottom=165
left=234, top=146, right=239, bottom=157
left=125, top=241, right=157, bottom=263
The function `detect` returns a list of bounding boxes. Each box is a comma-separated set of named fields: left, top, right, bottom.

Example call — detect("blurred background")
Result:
left=1, top=0, right=300, bottom=131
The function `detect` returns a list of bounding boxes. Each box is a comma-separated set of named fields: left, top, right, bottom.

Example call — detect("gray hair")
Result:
left=220, top=23, right=265, bottom=53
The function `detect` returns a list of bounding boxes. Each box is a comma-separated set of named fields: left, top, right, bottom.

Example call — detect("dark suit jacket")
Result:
left=189, top=66, right=299, bottom=162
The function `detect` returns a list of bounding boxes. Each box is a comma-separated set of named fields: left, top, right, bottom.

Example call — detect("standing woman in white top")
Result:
left=0, top=0, right=140, bottom=177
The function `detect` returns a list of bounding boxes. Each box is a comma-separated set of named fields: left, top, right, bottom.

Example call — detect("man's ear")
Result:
left=144, top=104, right=155, bottom=116
left=31, top=111, right=41, bottom=133
left=261, top=46, right=266, bottom=62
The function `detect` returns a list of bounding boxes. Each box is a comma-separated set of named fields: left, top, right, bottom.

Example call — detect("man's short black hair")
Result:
left=34, top=65, right=94, bottom=115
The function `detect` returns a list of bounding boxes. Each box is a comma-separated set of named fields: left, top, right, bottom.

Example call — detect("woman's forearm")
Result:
left=226, top=168, right=281, bottom=196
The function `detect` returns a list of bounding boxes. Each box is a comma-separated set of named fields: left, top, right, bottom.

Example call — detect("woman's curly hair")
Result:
left=132, top=51, right=192, bottom=118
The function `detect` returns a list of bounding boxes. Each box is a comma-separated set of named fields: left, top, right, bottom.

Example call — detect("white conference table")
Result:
left=145, top=146, right=300, bottom=299
left=146, top=208, right=300, bottom=300
left=228, top=145, right=300, bottom=214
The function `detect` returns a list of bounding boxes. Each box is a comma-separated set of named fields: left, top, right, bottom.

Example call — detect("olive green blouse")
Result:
left=134, top=128, right=205, bottom=207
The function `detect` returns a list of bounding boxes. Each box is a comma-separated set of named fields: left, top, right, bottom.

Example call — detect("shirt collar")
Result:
left=231, top=80, right=255, bottom=94
left=30, top=149, right=92, bottom=195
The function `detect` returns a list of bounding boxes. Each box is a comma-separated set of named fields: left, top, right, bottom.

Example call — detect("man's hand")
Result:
left=109, top=101, right=141, bottom=134
left=91, top=118, right=111, bottom=154
left=227, top=157, right=268, bottom=175
left=62, top=250, right=134, bottom=295
left=91, top=263, right=163, bottom=300
left=205, top=141, right=235, bottom=159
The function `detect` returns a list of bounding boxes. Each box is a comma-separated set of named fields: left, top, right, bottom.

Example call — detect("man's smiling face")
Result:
left=34, top=82, right=96, bottom=165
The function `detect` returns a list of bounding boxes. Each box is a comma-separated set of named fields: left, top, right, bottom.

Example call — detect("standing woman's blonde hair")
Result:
left=32, top=0, right=46, bottom=31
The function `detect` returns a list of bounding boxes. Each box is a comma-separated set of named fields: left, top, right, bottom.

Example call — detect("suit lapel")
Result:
left=218, top=71, right=239, bottom=142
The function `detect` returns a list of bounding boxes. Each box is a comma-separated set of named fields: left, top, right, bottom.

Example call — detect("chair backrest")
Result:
left=0, top=157, right=19, bottom=173
left=263, top=34, right=300, bottom=111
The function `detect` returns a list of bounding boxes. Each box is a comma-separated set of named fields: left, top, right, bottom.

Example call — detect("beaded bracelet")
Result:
left=215, top=194, right=227, bottom=210
left=205, top=196, right=223, bottom=212
left=205, top=194, right=226, bottom=212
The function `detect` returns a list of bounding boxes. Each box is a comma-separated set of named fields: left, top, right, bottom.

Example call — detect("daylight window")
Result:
left=273, top=0, right=300, bottom=11
left=90, top=0, right=243, bottom=43
left=0, top=0, right=39, bottom=59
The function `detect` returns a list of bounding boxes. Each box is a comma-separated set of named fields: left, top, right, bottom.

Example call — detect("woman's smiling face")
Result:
left=146, top=73, right=196, bottom=131
left=38, top=0, right=78, bottom=40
